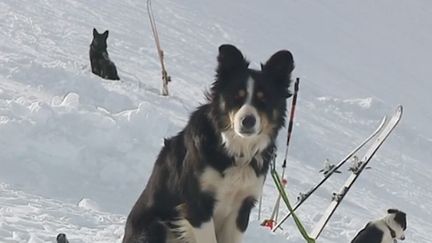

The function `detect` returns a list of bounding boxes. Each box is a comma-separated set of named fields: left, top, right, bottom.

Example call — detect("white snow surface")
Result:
left=1, top=0, right=431, bottom=242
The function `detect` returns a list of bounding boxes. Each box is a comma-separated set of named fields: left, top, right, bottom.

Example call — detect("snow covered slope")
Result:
left=1, top=0, right=431, bottom=242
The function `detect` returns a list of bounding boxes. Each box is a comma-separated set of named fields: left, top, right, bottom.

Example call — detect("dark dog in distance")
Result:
left=89, top=28, right=120, bottom=80
left=56, top=233, right=69, bottom=243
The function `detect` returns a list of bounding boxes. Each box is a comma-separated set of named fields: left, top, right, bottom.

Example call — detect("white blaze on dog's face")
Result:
left=232, top=77, right=261, bottom=137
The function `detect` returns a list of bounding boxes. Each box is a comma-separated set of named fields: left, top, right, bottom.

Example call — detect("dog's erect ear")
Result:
left=387, top=208, right=399, bottom=214
left=93, top=28, right=98, bottom=37
left=388, top=208, right=407, bottom=231
left=102, top=30, right=109, bottom=40
left=216, top=44, right=248, bottom=75
left=395, top=212, right=407, bottom=230
left=263, top=50, right=294, bottom=82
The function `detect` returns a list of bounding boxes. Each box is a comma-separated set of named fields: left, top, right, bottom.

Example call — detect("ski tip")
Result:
left=379, top=115, right=387, bottom=126
left=397, top=105, right=403, bottom=113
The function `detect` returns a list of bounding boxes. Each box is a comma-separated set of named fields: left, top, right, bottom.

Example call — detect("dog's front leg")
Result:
left=191, top=218, right=218, bottom=243
left=216, top=197, right=255, bottom=243
left=215, top=212, right=244, bottom=243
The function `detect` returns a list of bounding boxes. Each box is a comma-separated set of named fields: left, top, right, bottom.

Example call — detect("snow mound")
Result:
left=314, top=96, right=387, bottom=124
left=78, top=198, right=101, bottom=212
left=316, top=96, right=384, bottom=111
left=0, top=183, right=124, bottom=243
left=58, top=92, right=80, bottom=109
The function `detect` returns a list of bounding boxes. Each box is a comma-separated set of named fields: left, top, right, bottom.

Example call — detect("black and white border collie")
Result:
left=351, top=209, right=407, bottom=243
left=89, top=28, right=120, bottom=80
left=122, top=44, right=294, bottom=243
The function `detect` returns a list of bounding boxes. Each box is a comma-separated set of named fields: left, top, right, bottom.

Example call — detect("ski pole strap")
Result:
left=282, top=78, right=300, bottom=168
left=271, top=169, right=316, bottom=243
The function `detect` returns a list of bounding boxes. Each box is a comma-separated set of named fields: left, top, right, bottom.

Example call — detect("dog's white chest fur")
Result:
left=200, top=165, right=264, bottom=236
left=221, top=131, right=270, bottom=166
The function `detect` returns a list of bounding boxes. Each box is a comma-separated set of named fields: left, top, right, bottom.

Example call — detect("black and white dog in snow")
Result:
left=351, top=209, right=407, bottom=243
left=89, top=28, right=120, bottom=80
left=122, top=44, right=295, bottom=243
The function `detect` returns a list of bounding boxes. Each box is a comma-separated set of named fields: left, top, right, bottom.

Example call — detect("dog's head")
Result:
left=387, top=208, right=407, bottom=240
left=209, top=44, right=294, bottom=158
left=91, top=28, right=109, bottom=52
left=56, top=233, right=69, bottom=243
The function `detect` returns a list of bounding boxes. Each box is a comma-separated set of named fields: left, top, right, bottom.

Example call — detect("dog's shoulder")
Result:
left=183, top=105, right=220, bottom=151
left=351, top=221, right=384, bottom=243
left=153, top=105, right=214, bottom=166
left=184, top=105, right=213, bottom=133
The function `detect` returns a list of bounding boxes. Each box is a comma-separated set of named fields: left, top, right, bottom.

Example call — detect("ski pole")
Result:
left=271, top=166, right=316, bottom=243
left=147, top=0, right=171, bottom=96
left=266, top=78, right=300, bottom=226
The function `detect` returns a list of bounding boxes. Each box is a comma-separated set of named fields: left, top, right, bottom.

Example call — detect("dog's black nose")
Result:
left=242, top=115, right=256, bottom=129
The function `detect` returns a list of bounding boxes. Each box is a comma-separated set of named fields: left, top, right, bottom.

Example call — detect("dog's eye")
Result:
left=235, top=89, right=246, bottom=100
left=256, top=91, right=265, bottom=101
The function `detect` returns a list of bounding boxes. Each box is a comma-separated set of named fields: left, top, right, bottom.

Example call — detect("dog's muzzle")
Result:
left=233, top=105, right=261, bottom=137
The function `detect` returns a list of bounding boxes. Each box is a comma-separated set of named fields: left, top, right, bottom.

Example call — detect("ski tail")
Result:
left=310, top=105, right=403, bottom=239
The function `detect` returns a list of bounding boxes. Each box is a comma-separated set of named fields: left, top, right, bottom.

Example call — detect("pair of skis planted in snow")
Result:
left=272, top=105, right=403, bottom=240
